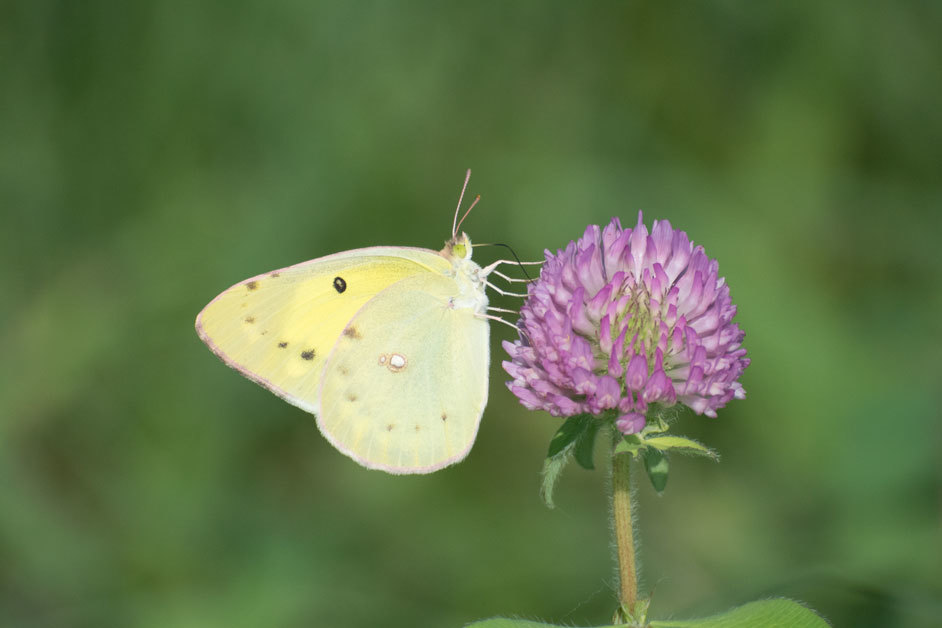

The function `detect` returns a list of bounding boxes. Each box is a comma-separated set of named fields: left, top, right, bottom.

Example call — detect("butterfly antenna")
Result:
left=452, top=168, right=473, bottom=238
left=455, top=194, right=480, bottom=236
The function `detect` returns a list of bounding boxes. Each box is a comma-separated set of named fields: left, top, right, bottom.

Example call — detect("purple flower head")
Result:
left=502, top=212, right=749, bottom=434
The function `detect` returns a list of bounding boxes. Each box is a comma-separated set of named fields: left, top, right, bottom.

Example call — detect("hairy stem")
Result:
left=612, top=433, right=638, bottom=618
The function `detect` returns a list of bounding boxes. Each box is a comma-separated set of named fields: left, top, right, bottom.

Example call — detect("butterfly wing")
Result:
left=195, top=247, right=453, bottom=414
left=317, top=272, right=490, bottom=474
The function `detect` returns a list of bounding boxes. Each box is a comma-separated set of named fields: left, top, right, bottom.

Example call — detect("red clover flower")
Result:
left=502, top=212, right=749, bottom=434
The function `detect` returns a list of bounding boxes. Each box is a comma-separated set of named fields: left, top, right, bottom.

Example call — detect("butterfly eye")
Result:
left=333, top=276, right=347, bottom=293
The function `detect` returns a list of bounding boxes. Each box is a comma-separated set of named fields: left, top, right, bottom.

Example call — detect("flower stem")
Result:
left=612, top=431, right=638, bottom=620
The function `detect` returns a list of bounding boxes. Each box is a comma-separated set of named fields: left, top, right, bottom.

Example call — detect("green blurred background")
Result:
left=2, top=2, right=940, bottom=627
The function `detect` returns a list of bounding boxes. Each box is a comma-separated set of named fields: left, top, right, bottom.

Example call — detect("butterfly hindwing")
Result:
left=317, top=273, right=490, bottom=473
left=196, top=247, right=453, bottom=413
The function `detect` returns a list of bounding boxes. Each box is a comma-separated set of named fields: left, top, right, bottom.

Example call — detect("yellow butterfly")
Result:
left=196, top=171, right=503, bottom=474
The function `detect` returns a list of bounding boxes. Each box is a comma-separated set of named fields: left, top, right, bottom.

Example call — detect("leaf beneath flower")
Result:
left=649, top=598, right=831, bottom=627
left=539, top=446, right=572, bottom=509
left=541, top=414, right=603, bottom=507
left=643, top=447, right=669, bottom=493
left=466, top=598, right=830, bottom=628
left=573, top=418, right=601, bottom=470
left=546, top=414, right=595, bottom=457
left=615, top=433, right=643, bottom=456
left=644, top=435, right=718, bottom=460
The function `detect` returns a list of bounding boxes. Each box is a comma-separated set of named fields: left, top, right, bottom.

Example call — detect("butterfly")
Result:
left=196, top=171, right=508, bottom=474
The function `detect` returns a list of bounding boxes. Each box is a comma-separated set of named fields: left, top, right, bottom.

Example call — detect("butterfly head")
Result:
left=444, top=232, right=474, bottom=261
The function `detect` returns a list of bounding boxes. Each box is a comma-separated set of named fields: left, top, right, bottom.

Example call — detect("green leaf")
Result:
left=642, top=415, right=672, bottom=435
left=650, top=598, right=831, bottom=627
left=539, top=445, right=572, bottom=509
left=573, top=417, right=602, bottom=470
left=644, top=435, right=719, bottom=460
left=615, top=432, right=643, bottom=456
left=465, top=620, right=572, bottom=628
left=465, top=598, right=830, bottom=628
left=643, top=447, right=669, bottom=493
left=540, top=414, right=599, bottom=508
left=465, top=619, right=623, bottom=628
left=546, top=413, right=594, bottom=458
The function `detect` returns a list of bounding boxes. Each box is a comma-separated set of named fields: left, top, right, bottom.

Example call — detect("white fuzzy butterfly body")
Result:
left=196, top=232, right=491, bottom=474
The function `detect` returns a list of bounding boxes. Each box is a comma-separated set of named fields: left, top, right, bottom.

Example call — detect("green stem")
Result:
left=612, top=431, right=638, bottom=620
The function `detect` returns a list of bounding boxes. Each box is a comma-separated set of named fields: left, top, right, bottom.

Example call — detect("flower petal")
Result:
left=615, top=413, right=646, bottom=435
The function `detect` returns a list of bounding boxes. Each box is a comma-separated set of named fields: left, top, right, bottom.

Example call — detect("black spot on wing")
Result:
left=300, top=349, right=316, bottom=361
left=244, top=316, right=255, bottom=324
left=441, top=412, right=447, bottom=421
left=270, top=272, right=280, bottom=278
left=246, top=281, right=258, bottom=291
left=342, top=325, right=361, bottom=339
left=333, top=276, right=347, bottom=293
left=278, top=341, right=288, bottom=348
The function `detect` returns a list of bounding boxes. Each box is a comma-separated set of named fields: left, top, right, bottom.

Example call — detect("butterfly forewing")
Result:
left=196, top=247, right=452, bottom=413
left=317, top=273, right=490, bottom=474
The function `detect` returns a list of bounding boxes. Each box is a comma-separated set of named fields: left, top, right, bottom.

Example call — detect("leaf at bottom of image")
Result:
left=465, top=597, right=830, bottom=628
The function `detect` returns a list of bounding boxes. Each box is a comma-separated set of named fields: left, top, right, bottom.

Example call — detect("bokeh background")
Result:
left=2, top=2, right=940, bottom=627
